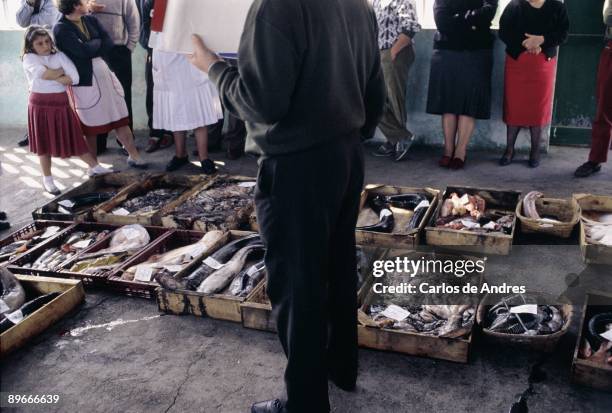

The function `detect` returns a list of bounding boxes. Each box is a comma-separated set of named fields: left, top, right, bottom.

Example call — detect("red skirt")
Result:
left=503, top=53, right=557, bottom=127
left=28, top=92, right=89, bottom=158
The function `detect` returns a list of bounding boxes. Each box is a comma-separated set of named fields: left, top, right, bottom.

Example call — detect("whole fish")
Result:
left=197, top=244, right=264, bottom=294
left=228, top=260, right=266, bottom=297
left=0, top=267, right=26, bottom=319
left=0, top=292, right=60, bottom=334
left=156, top=233, right=260, bottom=291
left=522, top=191, right=543, bottom=220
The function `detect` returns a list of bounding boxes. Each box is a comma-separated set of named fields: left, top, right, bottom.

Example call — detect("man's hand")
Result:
left=390, top=33, right=412, bottom=61
left=188, top=34, right=221, bottom=73
left=522, top=33, right=544, bottom=52
left=88, top=0, right=106, bottom=13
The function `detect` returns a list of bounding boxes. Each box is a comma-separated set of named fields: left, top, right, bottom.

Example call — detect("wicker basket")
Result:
left=516, top=196, right=580, bottom=238
left=476, top=292, right=573, bottom=352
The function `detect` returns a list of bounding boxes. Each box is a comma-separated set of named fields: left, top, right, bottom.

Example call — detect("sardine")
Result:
left=197, top=244, right=264, bottom=294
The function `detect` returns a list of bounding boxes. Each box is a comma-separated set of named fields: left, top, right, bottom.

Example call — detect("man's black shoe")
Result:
left=0, top=221, right=10, bottom=231
left=0, top=211, right=7, bottom=220
left=251, top=399, right=284, bottom=413
left=574, top=161, right=602, bottom=178
left=166, top=156, right=189, bottom=172
left=329, top=371, right=357, bottom=392
left=18, top=134, right=29, bottom=147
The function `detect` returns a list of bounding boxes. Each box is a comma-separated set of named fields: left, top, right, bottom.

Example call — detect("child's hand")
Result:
left=56, top=75, right=73, bottom=86
left=42, top=67, right=65, bottom=80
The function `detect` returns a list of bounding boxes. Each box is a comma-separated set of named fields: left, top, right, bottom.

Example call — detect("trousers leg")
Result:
left=222, top=58, right=247, bottom=151
left=255, top=134, right=363, bottom=413
left=588, top=43, right=612, bottom=164
left=378, top=46, right=415, bottom=144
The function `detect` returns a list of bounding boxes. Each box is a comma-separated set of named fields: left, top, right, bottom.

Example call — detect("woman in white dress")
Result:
left=151, top=32, right=223, bottom=174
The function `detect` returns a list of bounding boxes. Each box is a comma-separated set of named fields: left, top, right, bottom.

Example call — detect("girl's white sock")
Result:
left=43, top=175, right=54, bottom=185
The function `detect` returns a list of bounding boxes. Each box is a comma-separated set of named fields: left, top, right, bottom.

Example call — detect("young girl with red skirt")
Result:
left=22, top=26, right=111, bottom=195
left=498, top=0, right=569, bottom=168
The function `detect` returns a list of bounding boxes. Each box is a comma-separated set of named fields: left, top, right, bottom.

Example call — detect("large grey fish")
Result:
left=228, top=259, right=266, bottom=297
left=197, top=244, right=264, bottom=294
left=0, top=267, right=26, bottom=319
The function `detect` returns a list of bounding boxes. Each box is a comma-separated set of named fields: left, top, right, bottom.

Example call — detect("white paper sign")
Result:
left=112, top=208, right=130, bottom=216
left=380, top=209, right=392, bottom=219
left=381, top=305, right=410, bottom=322
left=600, top=329, right=612, bottom=342
left=238, top=182, right=256, bottom=188
left=164, top=264, right=183, bottom=273
left=203, top=256, right=225, bottom=270
left=510, top=304, right=538, bottom=315
left=41, top=226, right=61, bottom=239
left=134, top=265, right=154, bottom=282
left=58, top=199, right=75, bottom=208
left=155, top=0, right=253, bottom=54
left=72, top=239, right=92, bottom=249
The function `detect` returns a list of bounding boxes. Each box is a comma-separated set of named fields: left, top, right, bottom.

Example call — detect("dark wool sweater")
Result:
left=208, top=0, right=386, bottom=157
left=499, top=0, right=570, bottom=60
left=433, top=0, right=499, bottom=51
left=53, top=15, right=114, bottom=87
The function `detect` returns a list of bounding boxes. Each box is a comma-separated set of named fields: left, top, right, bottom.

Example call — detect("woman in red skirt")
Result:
left=499, top=0, right=569, bottom=167
left=22, top=26, right=111, bottom=195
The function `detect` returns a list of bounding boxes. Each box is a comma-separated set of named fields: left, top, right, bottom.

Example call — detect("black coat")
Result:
left=433, top=0, right=499, bottom=50
left=53, top=15, right=114, bottom=86
left=499, top=0, right=569, bottom=60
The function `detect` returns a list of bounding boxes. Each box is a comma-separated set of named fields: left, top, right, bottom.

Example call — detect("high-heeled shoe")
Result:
left=438, top=155, right=452, bottom=168
left=450, top=157, right=466, bottom=170
left=499, top=152, right=514, bottom=166
left=528, top=158, right=540, bottom=168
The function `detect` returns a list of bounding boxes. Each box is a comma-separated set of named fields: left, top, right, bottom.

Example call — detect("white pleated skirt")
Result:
left=152, top=50, right=223, bottom=132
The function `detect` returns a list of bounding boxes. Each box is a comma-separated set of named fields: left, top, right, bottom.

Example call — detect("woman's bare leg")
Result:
left=39, top=155, right=52, bottom=177
left=194, top=126, right=209, bottom=161
left=86, top=135, right=98, bottom=161
left=115, top=126, right=142, bottom=160
left=79, top=152, right=99, bottom=168
left=442, top=114, right=458, bottom=157
left=454, top=115, right=476, bottom=161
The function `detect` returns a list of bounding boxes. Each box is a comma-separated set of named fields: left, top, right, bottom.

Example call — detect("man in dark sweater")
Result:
left=189, top=0, right=385, bottom=412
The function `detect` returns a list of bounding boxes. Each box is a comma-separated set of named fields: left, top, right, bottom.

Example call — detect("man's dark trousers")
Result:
left=98, top=45, right=133, bottom=150
left=255, top=133, right=364, bottom=413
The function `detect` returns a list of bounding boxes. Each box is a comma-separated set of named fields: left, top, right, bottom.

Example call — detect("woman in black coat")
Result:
left=427, top=0, right=498, bottom=170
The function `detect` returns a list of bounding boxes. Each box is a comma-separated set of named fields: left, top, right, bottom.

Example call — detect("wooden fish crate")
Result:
left=32, top=172, right=143, bottom=222
left=93, top=173, right=211, bottom=226
left=1, top=275, right=85, bottom=358
left=161, top=174, right=256, bottom=231
left=240, top=247, right=388, bottom=333
left=107, top=229, right=213, bottom=299
left=475, top=293, right=573, bottom=352
left=574, top=194, right=612, bottom=265
left=356, top=185, right=440, bottom=249
left=1, top=220, right=73, bottom=264
left=571, top=292, right=612, bottom=392
left=425, top=186, right=521, bottom=255
left=515, top=196, right=580, bottom=239
left=156, top=231, right=259, bottom=322
left=7, top=223, right=170, bottom=286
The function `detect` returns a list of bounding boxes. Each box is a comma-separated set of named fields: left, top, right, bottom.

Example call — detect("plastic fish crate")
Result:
left=32, top=172, right=144, bottom=222
left=571, top=292, right=612, bottom=392
left=107, top=229, right=211, bottom=300
left=93, top=173, right=212, bottom=226
left=156, top=230, right=259, bottom=323
left=425, top=186, right=521, bottom=256
left=161, top=174, right=256, bottom=231
left=574, top=193, right=612, bottom=265
left=8, top=223, right=171, bottom=286
left=356, top=185, right=440, bottom=249
left=1, top=221, right=74, bottom=264
left=1, top=274, right=85, bottom=358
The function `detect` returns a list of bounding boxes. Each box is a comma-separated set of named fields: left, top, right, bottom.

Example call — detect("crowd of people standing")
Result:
left=11, top=0, right=612, bottom=197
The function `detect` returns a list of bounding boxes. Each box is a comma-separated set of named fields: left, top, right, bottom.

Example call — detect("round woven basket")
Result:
left=516, top=196, right=580, bottom=238
left=476, top=292, right=573, bottom=352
